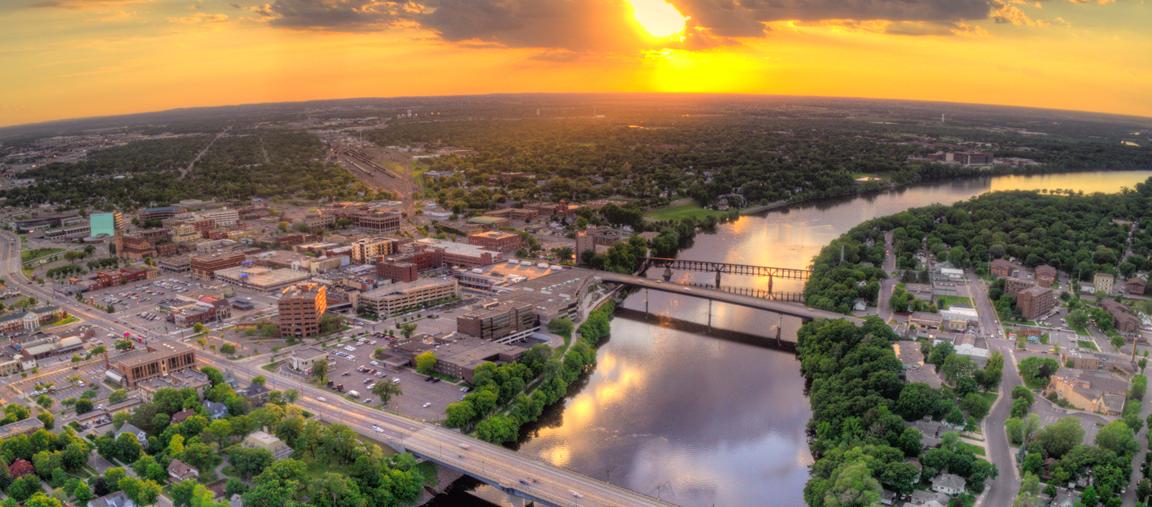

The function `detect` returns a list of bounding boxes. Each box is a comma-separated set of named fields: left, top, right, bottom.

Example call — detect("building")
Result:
left=1017, top=286, right=1057, bottom=320
left=0, top=306, right=63, bottom=334
left=88, top=491, right=136, bottom=507
left=288, top=346, right=328, bottom=373
left=359, top=278, right=460, bottom=318
left=394, top=335, right=526, bottom=382
left=116, top=423, right=149, bottom=447
left=575, top=226, right=632, bottom=258
left=167, top=459, right=199, bottom=483
left=242, top=430, right=293, bottom=460
left=203, top=400, right=229, bottom=419
left=356, top=211, right=402, bottom=232
left=214, top=265, right=311, bottom=293
left=278, top=283, right=328, bottom=338
left=414, top=238, right=503, bottom=268
left=140, top=206, right=182, bottom=222
left=457, top=301, right=538, bottom=343
left=467, top=230, right=523, bottom=254
left=43, top=221, right=91, bottom=240
left=940, top=307, right=979, bottom=331
left=990, top=259, right=1018, bottom=279
left=931, top=474, right=967, bottom=496
left=1101, top=299, right=1142, bottom=335
left=350, top=237, right=395, bottom=264
left=117, top=234, right=156, bottom=260
left=89, top=212, right=124, bottom=238
left=1036, top=265, right=1058, bottom=288
left=1094, top=272, right=1116, bottom=296
left=1046, top=369, right=1128, bottom=416
left=159, top=256, right=191, bottom=273
left=190, top=252, right=246, bottom=280
left=1126, top=275, right=1147, bottom=296
left=136, top=368, right=211, bottom=401
left=1003, top=277, right=1034, bottom=296
left=108, top=342, right=197, bottom=388
left=376, top=250, right=441, bottom=282
left=200, top=208, right=240, bottom=228
left=909, top=312, right=943, bottom=331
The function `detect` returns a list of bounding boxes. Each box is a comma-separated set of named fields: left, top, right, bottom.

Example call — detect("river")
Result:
left=432, top=170, right=1152, bottom=507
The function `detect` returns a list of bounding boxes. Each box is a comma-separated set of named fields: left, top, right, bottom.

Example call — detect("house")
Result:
left=931, top=473, right=967, bottom=496
left=167, top=459, right=199, bottom=483
left=239, top=381, right=270, bottom=407
left=1126, top=275, right=1147, bottom=296
left=243, top=430, right=293, bottom=460
left=203, top=400, right=229, bottom=419
left=88, top=491, right=136, bottom=507
left=1046, top=368, right=1128, bottom=416
left=903, top=490, right=950, bottom=507
left=909, top=312, right=943, bottom=331
left=116, top=423, right=148, bottom=447
left=990, top=259, right=1018, bottom=279
left=171, top=409, right=196, bottom=424
left=1035, top=265, right=1058, bottom=288
left=940, top=307, right=978, bottom=331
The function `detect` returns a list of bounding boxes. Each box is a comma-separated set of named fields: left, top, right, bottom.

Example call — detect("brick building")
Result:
left=109, top=343, right=197, bottom=388
left=1101, top=299, right=1142, bottom=335
left=467, top=231, right=523, bottom=254
left=190, top=252, right=246, bottom=280
left=990, top=258, right=1018, bottom=279
left=1035, top=265, right=1058, bottom=288
left=1017, top=286, right=1056, bottom=320
left=278, top=283, right=328, bottom=338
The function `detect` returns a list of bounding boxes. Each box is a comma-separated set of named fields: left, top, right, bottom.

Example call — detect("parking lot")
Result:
left=82, top=275, right=280, bottom=337
left=304, top=334, right=469, bottom=422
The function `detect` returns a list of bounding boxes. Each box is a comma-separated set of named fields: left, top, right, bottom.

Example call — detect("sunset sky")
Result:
left=1, top=0, right=1149, bottom=127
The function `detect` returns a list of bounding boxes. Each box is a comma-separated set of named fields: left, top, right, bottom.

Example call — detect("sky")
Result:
left=0, top=0, right=1149, bottom=127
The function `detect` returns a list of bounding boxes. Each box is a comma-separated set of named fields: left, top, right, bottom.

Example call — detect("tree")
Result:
left=1034, top=417, right=1085, bottom=459
left=113, top=432, right=142, bottom=463
left=895, top=383, right=942, bottom=421
left=23, top=493, right=62, bottom=507
left=220, top=343, right=236, bottom=355
left=229, top=447, right=274, bottom=480
left=119, top=476, right=162, bottom=506
left=415, top=351, right=437, bottom=374
left=1095, top=420, right=1139, bottom=457
left=6, top=475, right=43, bottom=501
left=444, top=401, right=476, bottom=429
left=75, top=398, right=94, bottom=414
left=193, top=322, right=207, bottom=334
left=371, top=381, right=402, bottom=406
left=311, top=360, right=328, bottom=384
left=1018, top=357, right=1061, bottom=389
left=822, top=461, right=882, bottom=507
left=170, top=480, right=198, bottom=507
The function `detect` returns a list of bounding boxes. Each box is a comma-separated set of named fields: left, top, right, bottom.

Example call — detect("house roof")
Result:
left=932, top=473, right=966, bottom=490
left=168, top=459, right=197, bottom=478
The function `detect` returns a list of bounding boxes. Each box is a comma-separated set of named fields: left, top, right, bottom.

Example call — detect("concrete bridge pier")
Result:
left=504, top=493, right=530, bottom=507
left=714, top=268, right=722, bottom=288
left=707, top=299, right=713, bottom=331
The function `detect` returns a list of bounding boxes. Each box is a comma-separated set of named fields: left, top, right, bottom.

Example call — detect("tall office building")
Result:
left=278, top=283, right=328, bottom=338
left=90, top=211, right=124, bottom=238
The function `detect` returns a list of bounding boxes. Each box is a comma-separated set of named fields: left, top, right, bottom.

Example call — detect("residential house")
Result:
left=242, top=430, right=293, bottom=460
left=931, top=473, right=967, bottom=496
left=88, top=492, right=136, bottom=507
left=203, top=400, right=229, bottom=419
left=167, top=459, right=199, bottom=483
left=116, top=423, right=148, bottom=447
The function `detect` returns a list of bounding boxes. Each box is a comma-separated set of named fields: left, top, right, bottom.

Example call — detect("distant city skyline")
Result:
left=1, top=0, right=1149, bottom=127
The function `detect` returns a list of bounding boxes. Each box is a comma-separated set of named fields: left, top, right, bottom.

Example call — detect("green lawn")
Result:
left=21, top=247, right=62, bottom=262
left=644, top=202, right=729, bottom=222
left=937, top=295, right=974, bottom=308
left=1077, top=340, right=1099, bottom=351
left=957, top=441, right=987, bottom=457
left=46, top=315, right=79, bottom=327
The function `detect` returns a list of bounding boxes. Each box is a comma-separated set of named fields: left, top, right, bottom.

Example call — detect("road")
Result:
left=970, top=274, right=1021, bottom=506
left=0, top=231, right=669, bottom=507
left=878, top=230, right=896, bottom=322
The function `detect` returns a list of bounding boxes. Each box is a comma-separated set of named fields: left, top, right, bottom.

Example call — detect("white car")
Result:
left=316, top=396, right=327, bottom=402
left=371, top=425, right=384, bottom=433
left=422, top=402, right=432, bottom=408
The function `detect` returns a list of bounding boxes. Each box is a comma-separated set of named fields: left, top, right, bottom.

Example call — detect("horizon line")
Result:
left=3, top=91, right=1151, bottom=132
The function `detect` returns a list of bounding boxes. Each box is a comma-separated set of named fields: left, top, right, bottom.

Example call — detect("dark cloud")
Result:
left=258, top=0, right=407, bottom=31
left=249, top=0, right=1014, bottom=48
left=678, top=0, right=994, bottom=37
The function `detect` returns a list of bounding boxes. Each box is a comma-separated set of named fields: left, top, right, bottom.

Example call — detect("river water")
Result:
left=436, top=171, right=1152, bottom=507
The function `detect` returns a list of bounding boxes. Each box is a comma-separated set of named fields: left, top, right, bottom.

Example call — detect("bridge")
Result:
left=595, top=271, right=860, bottom=325
left=643, top=257, right=811, bottom=294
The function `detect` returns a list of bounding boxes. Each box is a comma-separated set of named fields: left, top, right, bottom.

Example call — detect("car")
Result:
left=422, top=402, right=432, bottom=408
left=316, top=396, right=327, bottom=402
left=371, top=425, right=384, bottom=433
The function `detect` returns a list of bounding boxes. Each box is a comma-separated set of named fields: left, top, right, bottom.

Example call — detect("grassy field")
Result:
left=21, top=247, right=62, bottom=262
left=1077, top=340, right=1099, bottom=351
left=645, top=201, right=729, bottom=222
left=937, top=295, right=974, bottom=308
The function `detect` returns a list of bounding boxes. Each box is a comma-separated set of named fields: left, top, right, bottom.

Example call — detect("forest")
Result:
left=805, top=180, right=1152, bottom=313
left=2, top=131, right=368, bottom=209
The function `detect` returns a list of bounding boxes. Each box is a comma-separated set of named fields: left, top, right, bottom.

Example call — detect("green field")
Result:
left=1077, top=340, right=1099, bottom=351
left=645, top=202, right=729, bottom=222
left=937, top=295, right=974, bottom=308
left=21, top=247, right=62, bottom=263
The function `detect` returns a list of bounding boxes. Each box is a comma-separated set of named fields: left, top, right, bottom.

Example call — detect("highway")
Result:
left=594, top=271, right=862, bottom=324
left=0, top=232, right=671, bottom=507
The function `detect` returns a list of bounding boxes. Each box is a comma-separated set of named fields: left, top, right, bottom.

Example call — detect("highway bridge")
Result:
left=594, top=271, right=861, bottom=325
left=643, top=257, right=811, bottom=279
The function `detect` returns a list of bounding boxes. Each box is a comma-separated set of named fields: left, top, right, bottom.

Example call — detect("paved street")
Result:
left=970, top=274, right=1022, bottom=507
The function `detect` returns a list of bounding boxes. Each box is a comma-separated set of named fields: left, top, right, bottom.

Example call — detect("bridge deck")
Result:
left=645, top=257, right=811, bottom=279
left=596, top=271, right=861, bottom=324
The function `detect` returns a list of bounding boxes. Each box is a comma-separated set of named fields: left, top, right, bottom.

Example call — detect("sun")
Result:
left=626, top=0, right=687, bottom=39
